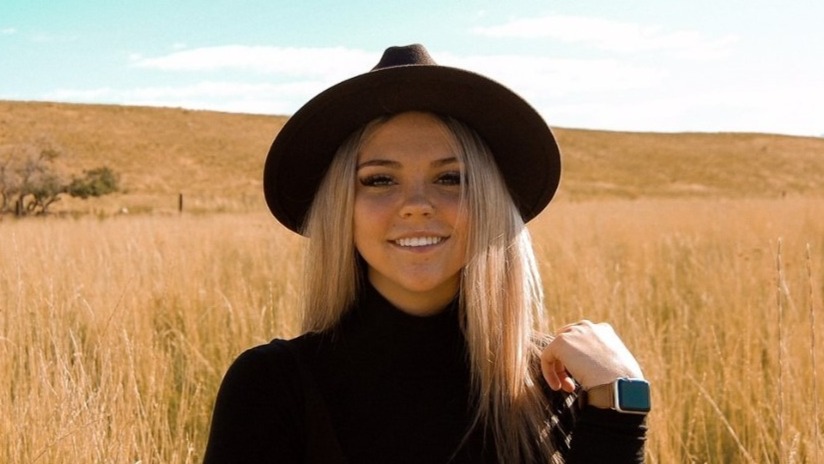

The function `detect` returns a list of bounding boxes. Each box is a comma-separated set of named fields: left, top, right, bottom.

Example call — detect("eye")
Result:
left=435, top=171, right=462, bottom=186
left=359, top=174, right=395, bottom=187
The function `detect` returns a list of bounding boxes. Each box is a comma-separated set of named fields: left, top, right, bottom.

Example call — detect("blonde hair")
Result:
left=300, top=113, right=553, bottom=462
left=299, top=124, right=365, bottom=331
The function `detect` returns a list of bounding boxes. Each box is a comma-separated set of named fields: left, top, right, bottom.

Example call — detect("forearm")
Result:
left=566, top=406, right=647, bottom=463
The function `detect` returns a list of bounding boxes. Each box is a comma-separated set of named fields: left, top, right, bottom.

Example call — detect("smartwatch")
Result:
left=580, top=378, right=651, bottom=415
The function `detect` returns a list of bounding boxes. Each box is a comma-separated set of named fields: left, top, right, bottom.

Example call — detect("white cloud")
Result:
left=29, top=32, right=78, bottom=43
left=442, top=53, right=667, bottom=100
left=130, top=45, right=376, bottom=81
left=1, top=27, right=17, bottom=35
left=43, top=81, right=325, bottom=115
left=473, top=15, right=737, bottom=59
left=542, top=82, right=824, bottom=136
left=46, top=87, right=115, bottom=101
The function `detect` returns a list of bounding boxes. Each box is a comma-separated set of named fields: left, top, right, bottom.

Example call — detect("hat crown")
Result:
left=372, top=44, right=437, bottom=70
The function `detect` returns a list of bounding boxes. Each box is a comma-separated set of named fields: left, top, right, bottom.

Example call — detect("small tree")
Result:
left=0, top=141, right=120, bottom=217
left=23, top=168, right=66, bottom=215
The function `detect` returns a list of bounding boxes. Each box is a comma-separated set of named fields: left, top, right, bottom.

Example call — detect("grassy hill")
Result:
left=1, top=100, right=822, bottom=213
left=557, top=129, right=824, bottom=200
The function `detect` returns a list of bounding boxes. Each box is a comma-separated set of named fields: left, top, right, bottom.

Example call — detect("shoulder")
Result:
left=206, top=334, right=328, bottom=438
left=204, top=335, right=326, bottom=463
left=222, top=334, right=325, bottom=389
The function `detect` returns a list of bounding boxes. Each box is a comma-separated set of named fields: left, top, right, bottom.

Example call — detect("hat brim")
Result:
left=264, top=64, right=561, bottom=234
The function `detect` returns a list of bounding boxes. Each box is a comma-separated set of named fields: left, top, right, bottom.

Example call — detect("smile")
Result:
left=393, top=236, right=445, bottom=247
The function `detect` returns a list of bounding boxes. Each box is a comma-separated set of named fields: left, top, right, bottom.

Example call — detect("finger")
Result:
left=541, top=343, right=567, bottom=390
left=556, top=363, right=576, bottom=393
left=543, top=354, right=577, bottom=393
left=541, top=354, right=561, bottom=390
left=542, top=339, right=578, bottom=392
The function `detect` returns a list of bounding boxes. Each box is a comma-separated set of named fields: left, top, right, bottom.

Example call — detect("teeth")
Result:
left=394, top=237, right=444, bottom=247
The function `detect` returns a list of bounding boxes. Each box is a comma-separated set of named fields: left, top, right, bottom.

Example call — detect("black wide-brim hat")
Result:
left=264, top=44, right=561, bottom=234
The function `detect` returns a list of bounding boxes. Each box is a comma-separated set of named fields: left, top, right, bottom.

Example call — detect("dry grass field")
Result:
left=1, top=101, right=823, bottom=462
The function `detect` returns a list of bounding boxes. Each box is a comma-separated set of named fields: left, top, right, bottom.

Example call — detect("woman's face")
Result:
left=354, top=111, right=469, bottom=316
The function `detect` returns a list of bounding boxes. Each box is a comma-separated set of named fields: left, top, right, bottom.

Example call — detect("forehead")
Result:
left=357, top=111, right=459, bottom=163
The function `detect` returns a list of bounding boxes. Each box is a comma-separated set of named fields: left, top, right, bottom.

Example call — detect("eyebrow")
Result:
left=356, top=156, right=460, bottom=170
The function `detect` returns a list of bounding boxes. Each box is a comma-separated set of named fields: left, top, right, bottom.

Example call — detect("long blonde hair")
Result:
left=300, top=113, right=553, bottom=462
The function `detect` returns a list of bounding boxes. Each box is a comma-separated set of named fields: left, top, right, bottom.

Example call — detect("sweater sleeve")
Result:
left=202, top=342, right=304, bottom=464
left=545, top=389, right=647, bottom=463
left=565, top=406, right=647, bottom=463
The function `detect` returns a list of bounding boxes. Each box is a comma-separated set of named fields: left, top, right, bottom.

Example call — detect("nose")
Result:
left=399, top=184, right=434, bottom=218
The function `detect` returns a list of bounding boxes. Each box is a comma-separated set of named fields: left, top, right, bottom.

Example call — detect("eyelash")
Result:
left=359, top=172, right=463, bottom=187
left=359, top=174, right=395, bottom=187
left=436, top=172, right=462, bottom=186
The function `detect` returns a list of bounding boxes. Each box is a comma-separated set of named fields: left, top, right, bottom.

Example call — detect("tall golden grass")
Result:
left=532, top=197, right=824, bottom=463
left=2, top=197, right=821, bottom=463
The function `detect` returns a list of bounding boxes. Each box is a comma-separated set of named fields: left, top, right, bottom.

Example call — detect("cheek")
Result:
left=353, top=196, right=388, bottom=247
left=442, top=197, right=469, bottom=233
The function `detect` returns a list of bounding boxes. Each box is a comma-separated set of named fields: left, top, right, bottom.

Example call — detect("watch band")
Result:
left=581, top=382, right=614, bottom=409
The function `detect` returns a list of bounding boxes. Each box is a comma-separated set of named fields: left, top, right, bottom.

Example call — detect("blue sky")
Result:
left=2, top=0, right=822, bottom=136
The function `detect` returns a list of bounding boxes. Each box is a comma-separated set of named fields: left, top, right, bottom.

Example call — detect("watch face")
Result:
left=616, top=378, right=651, bottom=414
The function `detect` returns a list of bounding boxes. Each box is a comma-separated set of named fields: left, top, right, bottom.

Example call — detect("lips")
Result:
left=392, top=236, right=446, bottom=247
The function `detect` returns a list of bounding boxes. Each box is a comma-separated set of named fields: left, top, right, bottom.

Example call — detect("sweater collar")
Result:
left=358, top=280, right=460, bottom=331
left=335, top=281, right=465, bottom=371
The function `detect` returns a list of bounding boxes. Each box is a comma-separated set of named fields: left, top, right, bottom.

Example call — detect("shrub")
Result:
left=67, top=167, right=120, bottom=199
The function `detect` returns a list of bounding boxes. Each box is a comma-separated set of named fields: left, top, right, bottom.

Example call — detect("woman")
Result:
left=203, top=44, right=649, bottom=463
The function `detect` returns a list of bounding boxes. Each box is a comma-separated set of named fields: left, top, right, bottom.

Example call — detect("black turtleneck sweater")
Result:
left=203, top=284, right=646, bottom=463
